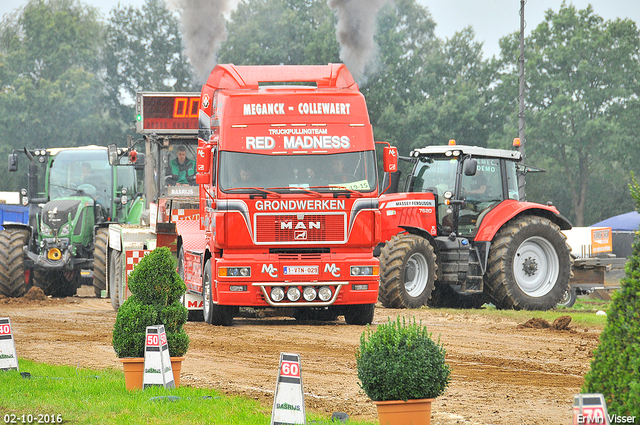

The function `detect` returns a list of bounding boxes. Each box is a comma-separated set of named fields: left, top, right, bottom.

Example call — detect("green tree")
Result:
left=582, top=174, right=640, bottom=414
left=219, top=0, right=340, bottom=65
left=495, top=4, right=640, bottom=225
left=370, top=17, right=498, bottom=154
left=0, top=0, right=122, bottom=190
left=102, top=0, right=197, bottom=122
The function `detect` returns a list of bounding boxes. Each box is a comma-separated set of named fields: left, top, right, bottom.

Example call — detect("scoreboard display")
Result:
left=135, top=92, right=200, bottom=134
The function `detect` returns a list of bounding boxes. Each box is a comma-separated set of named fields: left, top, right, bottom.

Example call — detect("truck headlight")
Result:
left=219, top=266, right=251, bottom=277
left=350, top=266, right=379, bottom=276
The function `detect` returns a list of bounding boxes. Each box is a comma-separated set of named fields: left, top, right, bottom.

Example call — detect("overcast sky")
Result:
left=1, top=0, right=640, bottom=58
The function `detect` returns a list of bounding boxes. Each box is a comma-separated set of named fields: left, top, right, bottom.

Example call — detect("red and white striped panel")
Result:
left=170, top=209, right=200, bottom=223
left=125, top=250, right=151, bottom=283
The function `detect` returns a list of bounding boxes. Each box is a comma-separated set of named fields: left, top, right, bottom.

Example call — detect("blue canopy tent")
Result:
left=591, top=211, right=639, bottom=258
left=591, top=211, right=640, bottom=231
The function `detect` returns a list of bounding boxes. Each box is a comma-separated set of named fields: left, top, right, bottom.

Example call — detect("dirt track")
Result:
left=1, top=286, right=601, bottom=424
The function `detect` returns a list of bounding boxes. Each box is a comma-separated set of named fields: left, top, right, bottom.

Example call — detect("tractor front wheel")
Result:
left=486, top=216, right=571, bottom=310
left=0, top=229, right=30, bottom=297
left=93, top=228, right=109, bottom=298
left=33, top=269, right=80, bottom=297
left=108, top=249, right=123, bottom=311
left=378, top=233, right=437, bottom=309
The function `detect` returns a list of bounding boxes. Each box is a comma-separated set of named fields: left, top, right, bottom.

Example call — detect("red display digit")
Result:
left=0, top=324, right=10, bottom=335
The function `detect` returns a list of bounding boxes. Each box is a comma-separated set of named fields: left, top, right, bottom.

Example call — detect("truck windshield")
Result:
left=49, top=149, right=112, bottom=206
left=219, top=151, right=377, bottom=193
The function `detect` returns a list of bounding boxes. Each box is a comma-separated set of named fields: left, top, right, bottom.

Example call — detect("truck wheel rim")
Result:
left=404, top=253, right=429, bottom=298
left=204, top=273, right=211, bottom=313
left=513, top=236, right=559, bottom=297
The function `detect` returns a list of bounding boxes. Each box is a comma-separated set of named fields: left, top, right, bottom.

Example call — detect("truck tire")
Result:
left=0, top=229, right=30, bottom=298
left=202, top=259, right=234, bottom=326
left=179, top=248, right=203, bottom=322
left=378, top=233, right=437, bottom=309
left=109, top=249, right=123, bottom=311
left=33, top=269, right=79, bottom=297
left=557, top=286, right=577, bottom=308
left=93, top=228, right=108, bottom=298
left=344, top=304, right=375, bottom=325
left=427, top=283, right=488, bottom=309
left=485, top=216, right=571, bottom=310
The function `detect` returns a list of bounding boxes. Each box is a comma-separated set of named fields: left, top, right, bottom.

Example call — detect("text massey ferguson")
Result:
left=177, top=64, right=381, bottom=325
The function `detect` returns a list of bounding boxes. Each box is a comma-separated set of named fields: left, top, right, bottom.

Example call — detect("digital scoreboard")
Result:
left=135, top=92, right=200, bottom=134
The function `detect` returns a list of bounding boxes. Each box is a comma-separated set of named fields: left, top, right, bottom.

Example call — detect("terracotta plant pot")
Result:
left=120, top=356, right=185, bottom=390
left=373, top=398, right=434, bottom=425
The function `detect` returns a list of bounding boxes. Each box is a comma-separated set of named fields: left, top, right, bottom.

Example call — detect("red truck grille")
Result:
left=255, top=213, right=346, bottom=244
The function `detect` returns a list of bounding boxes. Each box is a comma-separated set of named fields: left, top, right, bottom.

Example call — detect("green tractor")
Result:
left=0, top=145, right=145, bottom=298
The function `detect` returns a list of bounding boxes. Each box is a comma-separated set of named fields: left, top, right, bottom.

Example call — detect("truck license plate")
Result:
left=283, top=266, right=319, bottom=275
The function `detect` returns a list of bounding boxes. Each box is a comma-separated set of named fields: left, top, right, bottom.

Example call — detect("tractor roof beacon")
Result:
left=377, top=143, right=573, bottom=310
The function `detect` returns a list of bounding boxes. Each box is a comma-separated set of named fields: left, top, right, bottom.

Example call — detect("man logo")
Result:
left=262, top=264, right=278, bottom=278
left=294, top=230, right=307, bottom=240
left=280, top=221, right=320, bottom=230
left=324, top=263, right=340, bottom=277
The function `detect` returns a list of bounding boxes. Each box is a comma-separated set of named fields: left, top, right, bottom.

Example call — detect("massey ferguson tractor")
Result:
left=0, top=146, right=144, bottom=298
left=377, top=142, right=572, bottom=310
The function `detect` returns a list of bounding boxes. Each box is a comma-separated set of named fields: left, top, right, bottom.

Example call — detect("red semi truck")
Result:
left=177, top=64, right=381, bottom=325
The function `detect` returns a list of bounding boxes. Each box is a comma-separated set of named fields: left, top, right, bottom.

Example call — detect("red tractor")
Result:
left=377, top=143, right=572, bottom=310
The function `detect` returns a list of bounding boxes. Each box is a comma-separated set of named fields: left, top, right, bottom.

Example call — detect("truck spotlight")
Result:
left=271, top=286, right=285, bottom=302
left=353, top=284, right=368, bottom=291
left=318, top=286, right=332, bottom=302
left=303, top=286, right=317, bottom=302
left=287, top=286, right=301, bottom=302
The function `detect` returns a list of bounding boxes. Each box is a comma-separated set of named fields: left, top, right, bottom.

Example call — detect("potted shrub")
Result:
left=112, top=247, right=190, bottom=390
left=356, top=316, right=451, bottom=425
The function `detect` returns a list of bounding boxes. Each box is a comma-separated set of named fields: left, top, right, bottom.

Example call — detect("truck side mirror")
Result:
left=8, top=153, right=18, bottom=172
left=195, top=144, right=212, bottom=184
left=464, top=158, right=477, bottom=176
left=107, top=144, right=118, bottom=166
left=383, top=146, right=398, bottom=173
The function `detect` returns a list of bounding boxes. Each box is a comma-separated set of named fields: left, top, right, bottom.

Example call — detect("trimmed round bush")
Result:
left=582, top=175, right=640, bottom=415
left=112, top=247, right=189, bottom=358
left=356, top=316, right=451, bottom=402
left=127, top=247, right=186, bottom=306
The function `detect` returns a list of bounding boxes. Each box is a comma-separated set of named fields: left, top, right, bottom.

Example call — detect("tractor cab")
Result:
left=405, top=145, right=521, bottom=238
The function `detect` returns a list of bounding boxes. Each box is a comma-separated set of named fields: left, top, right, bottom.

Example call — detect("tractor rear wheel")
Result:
left=93, top=228, right=108, bottom=298
left=485, top=216, right=571, bottom=310
left=0, top=229, right=30, bottom=298
left=33, top=269, right=80, bottom=297
left=378, top=233, right=437, bottom=308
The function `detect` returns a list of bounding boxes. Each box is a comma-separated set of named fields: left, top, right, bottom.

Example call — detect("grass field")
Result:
left=0, top=360, right=376, bottom=425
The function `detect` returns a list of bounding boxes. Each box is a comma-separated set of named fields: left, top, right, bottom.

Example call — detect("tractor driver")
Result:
left=167, top=145, right=196, bottom=186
